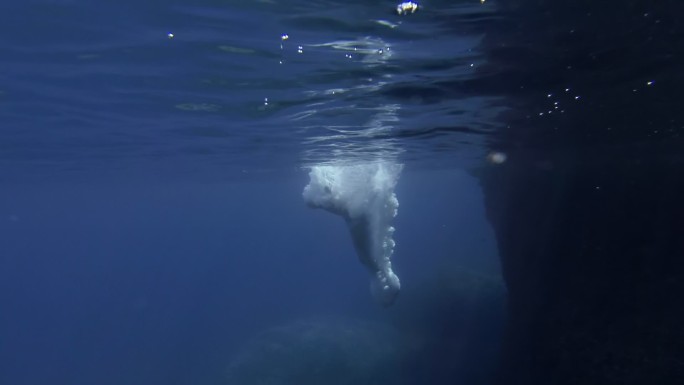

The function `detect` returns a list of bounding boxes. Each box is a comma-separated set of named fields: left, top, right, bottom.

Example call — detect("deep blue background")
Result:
left=0, top=0, right=505, bottom=383
left=0, top=169, right=499, bottom=384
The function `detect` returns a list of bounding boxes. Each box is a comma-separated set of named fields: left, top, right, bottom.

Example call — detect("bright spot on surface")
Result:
left=565, top=88, right=570, bottom=92
left=264, top=97, right=268, bottom=106
left=281, top=34, right=289, bottom=40
left=487, top=152, right=507, bottom=164
left=481, top=0, right=486, bottom=3
left=396, top=1, right=419, bottom=15
left=575, top=95, right=581, bottom=100
left=297, top=45, right=303, bottom=53
left=647, top=80, right=654, bottom=86
left=167, top=33, right=174, bottom=39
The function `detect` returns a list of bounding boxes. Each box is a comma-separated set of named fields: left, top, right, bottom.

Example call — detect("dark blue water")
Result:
left=0, top=171, right=500, bottom=384
left=0, top=0, right=499, bottom=181
left=2, top=0, right=679, bottom=384
left=1, top=2, right=504, bottom=383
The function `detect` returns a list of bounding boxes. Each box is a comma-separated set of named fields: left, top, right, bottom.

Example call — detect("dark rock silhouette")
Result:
left=477, top=1, right=684, bottom=383
left=224, top=317, right=407, bottom=385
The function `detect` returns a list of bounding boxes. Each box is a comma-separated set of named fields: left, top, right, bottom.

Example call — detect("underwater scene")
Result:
left=0, top=1, right=682, bottom=384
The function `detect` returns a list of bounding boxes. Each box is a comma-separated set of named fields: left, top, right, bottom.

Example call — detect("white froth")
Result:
left=303, top=162, right=402, bottom=306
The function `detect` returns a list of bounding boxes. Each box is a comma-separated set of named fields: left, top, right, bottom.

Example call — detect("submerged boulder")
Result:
left=225, top=317, right=407, bottom=385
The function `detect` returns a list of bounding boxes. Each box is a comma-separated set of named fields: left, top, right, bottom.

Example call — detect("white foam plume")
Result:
left=303, top=162, right=402, bottom=306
